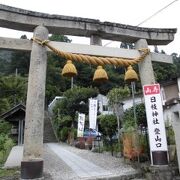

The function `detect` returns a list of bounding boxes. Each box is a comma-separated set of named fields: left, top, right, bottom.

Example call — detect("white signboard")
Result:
left=77, top=113, right=85, bottom=137
left=143, top=84, right=168, bottom=151
left=89, top=99, right=98, bottom=129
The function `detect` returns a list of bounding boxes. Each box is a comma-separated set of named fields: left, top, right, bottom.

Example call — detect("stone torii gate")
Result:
left=0, top=4, right=178, bottom=180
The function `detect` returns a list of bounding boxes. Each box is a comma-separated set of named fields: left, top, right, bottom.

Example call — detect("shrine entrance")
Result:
left=0, top=4, right=178, bottom=180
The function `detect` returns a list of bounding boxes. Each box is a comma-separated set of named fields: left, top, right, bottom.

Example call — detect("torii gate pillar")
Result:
left=135, top=39, right=155, bottom=85
left=21, top=26, right=48, bottom=179
left=135, top=39, right=174, bottom=179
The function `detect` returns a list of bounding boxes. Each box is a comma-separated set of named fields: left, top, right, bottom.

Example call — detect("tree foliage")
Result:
left=6, top=35, right=30, bottom=76
left=107, top=86, right=130, bottom=125
left=0, top=120, right=12, bottom=135
left=153, top=62, right=177, bottom=82
left=107, top=86, right=130, bottom=106
left=99, top=114, right=117, bottom=139
left=0, top=75, right=27, bottom=114
left=52, top=86, right=98, bottom=141
left=0, top=120, right=14, bottom=163
left=53, top=86, right=99, bottom=128
left=122, top=103, right=146, bottom=130
left=98, top=114, right=120, bottom=155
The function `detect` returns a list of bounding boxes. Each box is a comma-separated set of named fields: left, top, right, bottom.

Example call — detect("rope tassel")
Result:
left=93, top=66, right=108, bottom=82
left=62, top=60, right=77, bottom=77
left=124, top=65, right=138, bottom=83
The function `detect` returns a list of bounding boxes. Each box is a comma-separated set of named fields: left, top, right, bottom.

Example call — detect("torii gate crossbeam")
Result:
left=0, top=4, right=177, bottom=45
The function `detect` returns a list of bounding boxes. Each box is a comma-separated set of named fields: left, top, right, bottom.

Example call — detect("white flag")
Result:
left=89, top=99, right=98, bottom=129
left=77, top=113, right=85, bottom=137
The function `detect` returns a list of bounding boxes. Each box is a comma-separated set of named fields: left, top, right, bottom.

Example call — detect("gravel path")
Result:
left=43, top=143, right=141, bottom=180
left=43, top=144, right=78, bottom=180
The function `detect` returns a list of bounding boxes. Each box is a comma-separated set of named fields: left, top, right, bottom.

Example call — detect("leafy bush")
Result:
left=0, top=120, right=11, bottom=135
left=123, top=103, right=147, bottom=130
left=0, top=120, right=14, bottom=164
left=59, top=127, right=69, bottom=142
left=99, top=114, right=117, bottom=139
left=0, top=135, right=14, bottom=164
left=99, top=114, right=119, bottom=155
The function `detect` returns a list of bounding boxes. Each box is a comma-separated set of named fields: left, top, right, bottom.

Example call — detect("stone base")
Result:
left=21, top=160, right=43, bottom=179
left=145, top=166, right=174, bottom=180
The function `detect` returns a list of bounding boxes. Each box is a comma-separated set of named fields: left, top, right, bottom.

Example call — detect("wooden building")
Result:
left=0, top=103, right=25, bottom=145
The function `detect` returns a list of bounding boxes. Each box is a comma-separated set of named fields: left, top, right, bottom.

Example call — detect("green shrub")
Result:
left=59, top=127, right=69, bottom=142
left=0, top=120, right=11, bottom=135
left=72, top=128, right=77, bottom=140
left=0, top=135, right=14, bottom=164
left=0, top=120, right=15, bottom=165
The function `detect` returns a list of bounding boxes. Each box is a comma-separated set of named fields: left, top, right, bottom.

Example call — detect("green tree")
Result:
left=172, top=53, right=180, bottom=77
left=53, top=87, right=99, bottom=141
left=107, top=87, right=130, bottom=127
left=0, top=98, right=10, bottom=115
left=107, top=86, right=130, bottom=146
left=153, top=62, right=177, bottom=82
left=99, top=114, right=117, bottom=155
left=123, top=103, right=146, bottom=130
left=0, top=75, right=27, bottom=113
left=54, top=86, right=99, bottom=121
left=46, top=34, right=72, bottom=103
left=6, top=35, right=30, bottom=76
left=0, top=120, right=14, bottom=163
left=0, top=120, right=11, bottom=135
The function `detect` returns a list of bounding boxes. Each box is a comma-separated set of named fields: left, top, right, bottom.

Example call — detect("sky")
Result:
left=0, top=0, right=179, bottom=55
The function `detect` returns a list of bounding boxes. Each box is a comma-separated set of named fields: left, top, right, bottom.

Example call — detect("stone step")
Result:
left=43, top=112, right=58, bottom=143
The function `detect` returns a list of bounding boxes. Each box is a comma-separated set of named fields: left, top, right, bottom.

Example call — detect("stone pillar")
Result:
left=90, top=34, right=102, bottom=46
left=135, top=39, right=173, bottom=180
left=90, top=34, right=102, bottom=149
left=172, top=104, right=180, bottom=173
left=135, top=39, right=155, bottom=86
left=21, top=26, right=48, bottom=179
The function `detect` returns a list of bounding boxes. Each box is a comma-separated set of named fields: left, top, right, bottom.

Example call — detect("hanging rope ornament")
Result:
left=31, top=37, right=150, bottom=82
left=124, top=65, right=138, bottom=83
left=62, top=60, right=77, bottom=77
left=31, top=37, right=150, bottom=67
left=93, top=66, right=108, bottom=82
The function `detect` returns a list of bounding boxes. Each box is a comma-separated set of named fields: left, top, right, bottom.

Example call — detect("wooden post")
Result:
left=21, top=26, right=48, bottom=179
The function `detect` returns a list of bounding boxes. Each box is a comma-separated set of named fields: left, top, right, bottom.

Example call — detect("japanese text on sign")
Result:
left=77, top=113, right=85, bottom=137
left=143, top=84, right=167, bottom=151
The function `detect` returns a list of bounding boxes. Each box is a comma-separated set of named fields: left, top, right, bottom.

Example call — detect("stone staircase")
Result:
left=43, top=111, right=58, bottom=143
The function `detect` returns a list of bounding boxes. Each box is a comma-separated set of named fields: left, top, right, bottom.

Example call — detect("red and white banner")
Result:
left=77, top=113, right=85, bottom=137
left=143, top=84, right=168, bottom=152
left=89, top=98, right=98, bottom=130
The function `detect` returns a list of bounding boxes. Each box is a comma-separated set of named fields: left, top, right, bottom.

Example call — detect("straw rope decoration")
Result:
left=31, top=37, right=150, bottom=67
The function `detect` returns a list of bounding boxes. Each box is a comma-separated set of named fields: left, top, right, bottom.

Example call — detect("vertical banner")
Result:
left=143, top=84, right=168, bottom=165
left=77, top=113, right=85, bottom=137
left=89, top=98, right=98, bottom=129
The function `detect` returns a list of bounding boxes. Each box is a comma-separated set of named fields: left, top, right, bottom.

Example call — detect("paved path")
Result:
left=47, top=143, right=112, bottom=179
left=4, top=143, right=141, bottom=179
